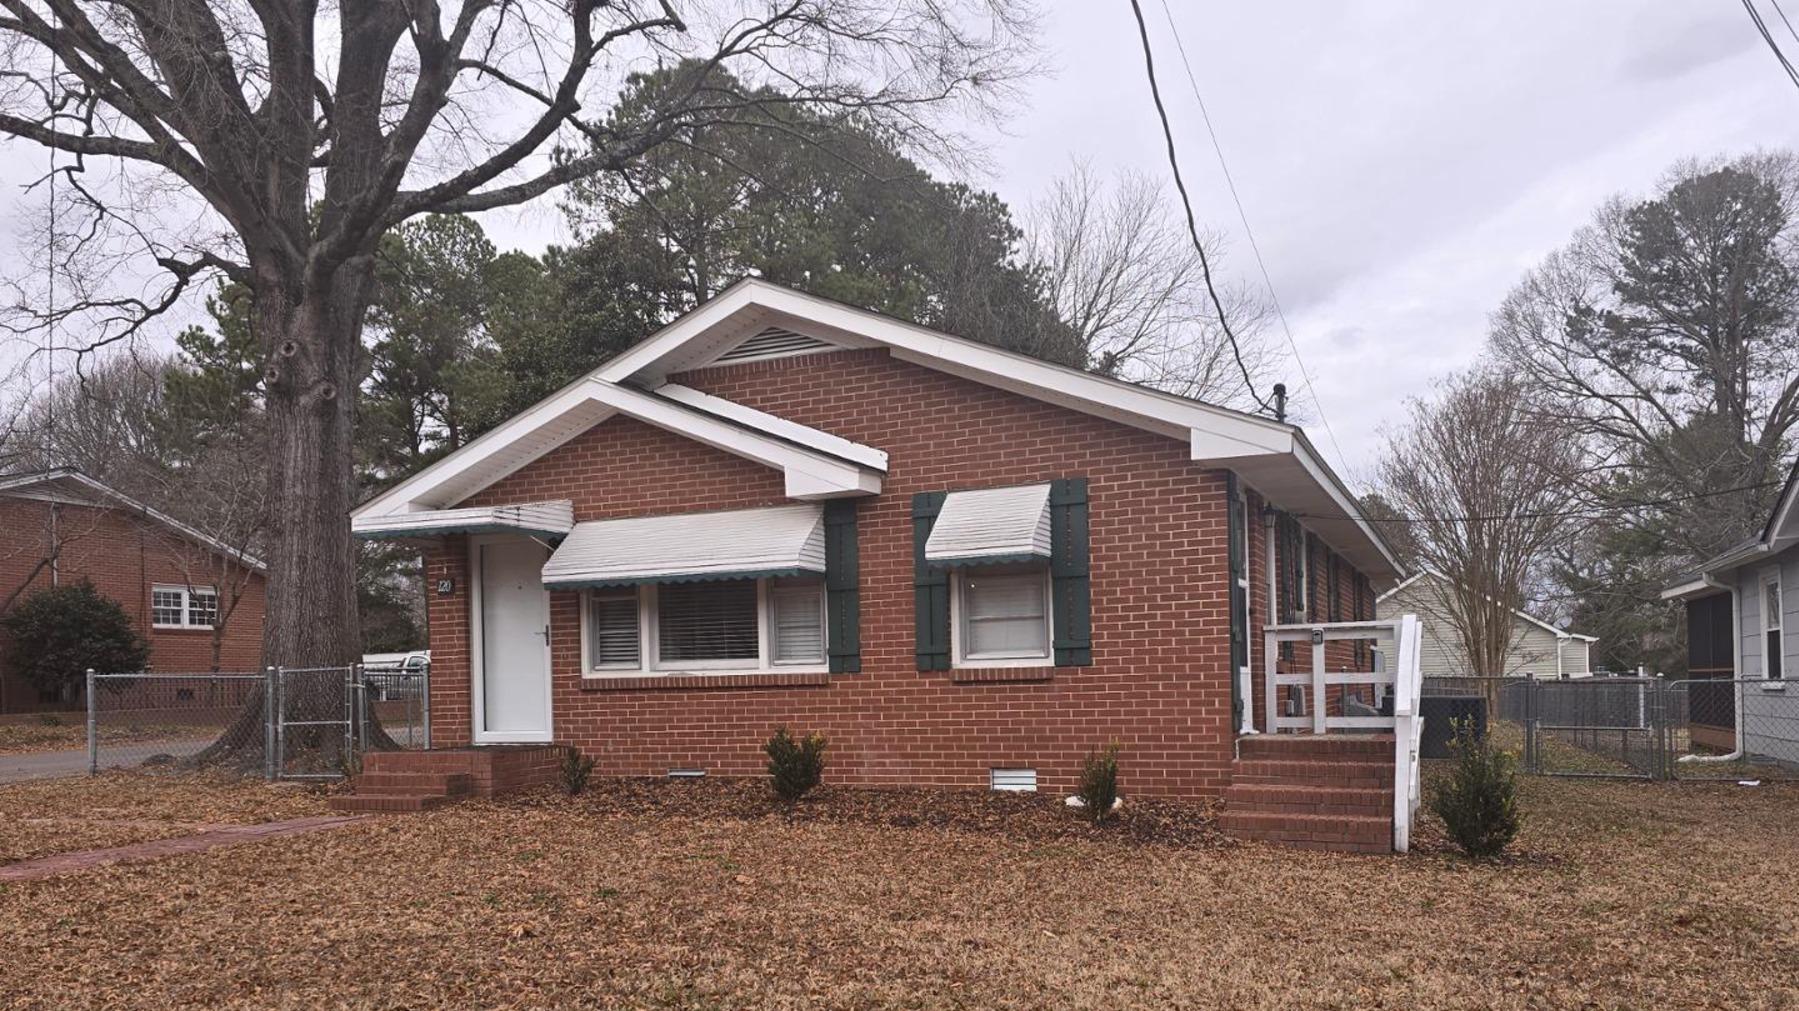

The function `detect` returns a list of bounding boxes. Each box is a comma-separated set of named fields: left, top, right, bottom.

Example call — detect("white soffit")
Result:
left=352, top=379, right=881, bottom=521
left=542, top=504, right=826, bottom=589
left=925, top=484, right=1052, bottom=567
left=351, top=501, right=574, bottom=540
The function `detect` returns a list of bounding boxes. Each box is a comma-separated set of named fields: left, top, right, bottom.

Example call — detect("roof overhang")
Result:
left=597, top=279, right=1402, bottom=581
left=0, top=469, right=266, bottom=572
left=352, top=501, right=574, bottom=540
left=353, top=379, right=882, bottom=523
left=1661, top=575, right=1732, bottom=602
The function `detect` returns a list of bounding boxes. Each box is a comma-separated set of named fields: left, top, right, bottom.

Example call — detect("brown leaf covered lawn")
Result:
left=0, top=773, right=1796, bottom=1009
left=0, top=771, right=334, bottom=865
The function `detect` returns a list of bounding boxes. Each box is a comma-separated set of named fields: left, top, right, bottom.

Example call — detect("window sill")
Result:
left=1758, top=681, right=1787, bottom=692
left=949, top=667, right=1058, bottom=684
left=151, top=626, right=216, bottom=633
left=581, top=670, right=832, bottom=692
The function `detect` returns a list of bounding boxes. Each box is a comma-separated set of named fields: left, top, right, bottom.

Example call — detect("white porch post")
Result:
left=1312, top=629, right=1327, bottom=734
left=1264, top=632, right=1279, bottom=735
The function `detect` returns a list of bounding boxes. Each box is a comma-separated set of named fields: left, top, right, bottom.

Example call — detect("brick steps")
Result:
left=1224, top=735, right=1396, bottom=854
left=328, top=746, right=569, bottom=815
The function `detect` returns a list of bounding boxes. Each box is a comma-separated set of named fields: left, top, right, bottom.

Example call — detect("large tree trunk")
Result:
left=194, top=258, right=393, bottom=772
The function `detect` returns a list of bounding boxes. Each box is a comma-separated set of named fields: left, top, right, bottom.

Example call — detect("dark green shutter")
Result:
left=1226, top=474, right=1248, bottom=728
left=1050, top=477, right=1092, bottom=667
left=912, top=491, right=950, bottom=670
left=824, top=499, right=861, bottom=674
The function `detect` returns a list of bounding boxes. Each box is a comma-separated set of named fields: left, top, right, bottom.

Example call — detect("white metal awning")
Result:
left=351, top=501, right=574, bottom=540
left=542, top=504, right=826, bottom=589
left=925, top=483, right=1052, bottom=568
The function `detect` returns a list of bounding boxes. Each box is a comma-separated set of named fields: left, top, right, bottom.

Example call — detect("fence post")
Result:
left=264, top=665, right=280, bottom=782
left=85, top=668, right=98, bottom=776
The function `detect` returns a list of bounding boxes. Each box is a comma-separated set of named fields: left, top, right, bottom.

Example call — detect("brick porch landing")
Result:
left=1219, top=734, right=1396, bottom=853
left=328, top=745, right=571, bottom=813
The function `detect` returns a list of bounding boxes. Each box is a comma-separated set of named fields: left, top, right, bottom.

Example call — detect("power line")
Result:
left=1152, top=0, right=1350, bottom=473
left=1771, top=0, right=1799, bottom=47
left=1125, top=0, right=1273, bottom=417
left=1292, top=479, right=1784, bottom=525
left=1743, top=0, right=1799, bottom=91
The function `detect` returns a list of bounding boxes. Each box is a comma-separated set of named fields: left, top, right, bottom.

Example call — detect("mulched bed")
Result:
left=508, top=776, right=1229, bottom=849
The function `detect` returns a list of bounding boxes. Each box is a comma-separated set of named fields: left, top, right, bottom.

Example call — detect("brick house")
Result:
left=353, top=280, right=1417, bottom=849
left=0, top=470, right=267, bottom=713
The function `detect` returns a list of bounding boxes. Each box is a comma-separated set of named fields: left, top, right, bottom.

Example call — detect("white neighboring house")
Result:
left=1376, top=570, right=1597, bottom=679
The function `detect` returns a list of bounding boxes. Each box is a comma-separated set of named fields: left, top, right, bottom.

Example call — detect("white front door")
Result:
left=473, top=538, right=552, bottom=743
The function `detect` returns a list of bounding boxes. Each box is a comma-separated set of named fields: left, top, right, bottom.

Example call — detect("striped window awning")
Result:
left=924, top=483, right=1053, bottom=568
left=542, top=504, right=826, bottom=590
left=351, top=501, right=574, bottom=540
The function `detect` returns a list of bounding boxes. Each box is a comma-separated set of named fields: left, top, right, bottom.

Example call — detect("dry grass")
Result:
left=0, top=771, right=335, bottom=865
left=0, top=774, right=1795, bottom=1009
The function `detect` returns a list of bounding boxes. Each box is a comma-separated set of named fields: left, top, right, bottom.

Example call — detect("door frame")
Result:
left=468, top=534, right=555, bottom=744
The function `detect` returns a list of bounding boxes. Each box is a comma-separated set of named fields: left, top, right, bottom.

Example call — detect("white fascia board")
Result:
left=1189, top=425, right=1293, bottom=462
left=1661, top=576, right=1730, bottom=602
left=353, top=379, right=880, bottom=520
left=654, top=384, right=888, bottom=471
left=1288, top=436, right=1404, bottom=577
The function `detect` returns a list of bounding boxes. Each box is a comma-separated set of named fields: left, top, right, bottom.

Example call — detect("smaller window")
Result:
left=588, top=591, right=642, bottom=670
left=151, top=584, right=217, bottom=629
left=769, top=579, right=825, bottom=665
left=957, top=565, right=1051, bottom=663
left=1764, top=575, right=1784, bottom=681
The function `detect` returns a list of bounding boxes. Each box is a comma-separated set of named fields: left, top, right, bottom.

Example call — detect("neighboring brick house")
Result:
left=0, top=470, right=267, bottom=713
left=352, top=279, right=1405, bottom=814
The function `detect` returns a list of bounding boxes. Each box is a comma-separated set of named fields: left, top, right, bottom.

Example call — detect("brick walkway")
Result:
left=0, top=815, right=368, bottom=882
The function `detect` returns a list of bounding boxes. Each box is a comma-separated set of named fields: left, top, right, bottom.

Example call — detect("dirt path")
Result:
left=0, top=814, right=366, bottom=882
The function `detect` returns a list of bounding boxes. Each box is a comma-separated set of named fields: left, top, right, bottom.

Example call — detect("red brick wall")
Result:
left=424, top=348, right=1377, bottom=798
left=0, top=497, right=267, bottom=712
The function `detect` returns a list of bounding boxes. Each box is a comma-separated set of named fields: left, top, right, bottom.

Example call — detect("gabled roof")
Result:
left=1378, top=569, right=1595, bottom=642
left=1662, top=457, right=1799, bottom=598
left=0, top=469, right=266, bottom=572
left=353, top=278, right=1401, bottom=580
left=353, top=376, right=884, bottom=523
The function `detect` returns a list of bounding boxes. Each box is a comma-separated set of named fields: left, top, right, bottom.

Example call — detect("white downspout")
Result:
left=1678, top=574, right=1745, bottom=764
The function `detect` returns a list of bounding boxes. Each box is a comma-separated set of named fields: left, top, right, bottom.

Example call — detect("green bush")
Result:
left=559, top=748, right=596, bottom=796
left=0, top=581, right=149, bottom=699
left=764, top=726, right=827, bottom=802
left=1431, top=718, right=1523, bottom=858
left=1077, top=742, right=1121, bottom=824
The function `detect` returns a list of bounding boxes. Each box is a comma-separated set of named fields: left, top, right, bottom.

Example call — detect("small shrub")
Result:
left=1077, top=742, right=1121, bottom=824
left=559, top=748, right=596, bottom=796
left=764, top=726, right=827, bottom=801
left=1431, top=718, right=1523, bottom=858
left=0, top=581, right=149, bottom=700
left=36, top=713, right=64, bottom=727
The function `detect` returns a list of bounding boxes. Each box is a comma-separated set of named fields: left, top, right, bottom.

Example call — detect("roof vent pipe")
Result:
left=1272, top=383, right=1288, bottom=422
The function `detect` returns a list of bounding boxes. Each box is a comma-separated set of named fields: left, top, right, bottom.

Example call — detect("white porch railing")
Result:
left=1259, top=615, right=1425, bottom=854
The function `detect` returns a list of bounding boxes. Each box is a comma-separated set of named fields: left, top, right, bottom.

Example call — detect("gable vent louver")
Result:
left=713, top=326, right=836, bottom=365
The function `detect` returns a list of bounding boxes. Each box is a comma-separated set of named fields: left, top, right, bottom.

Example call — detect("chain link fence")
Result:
left=1417, top=674, right=1798, bottom=781
left=84, top=663, right=429, bottom=780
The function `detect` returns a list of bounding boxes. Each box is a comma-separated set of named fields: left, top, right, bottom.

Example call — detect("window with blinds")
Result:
left=588, top=591, right=641, bottom=669
left=958, top=566, right=1050, bottom=661
left=769, top=579, right=825, bottom=664
left=657, top=580, right=759, bottom=665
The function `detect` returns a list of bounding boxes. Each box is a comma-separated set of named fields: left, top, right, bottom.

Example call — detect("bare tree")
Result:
left=0, top=1, right=1039, bottom=674
left=1489, top=152, right=1799, bottom=560
left=1025, top=163, right=1274, bottom=409
left=1377, top=367, right=1582, bottom=689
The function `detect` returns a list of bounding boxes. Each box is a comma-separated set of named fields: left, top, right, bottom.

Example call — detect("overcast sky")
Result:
left=5, top=2, right=1793, bottom=486
left=465, top=1, right=1795, bottom=482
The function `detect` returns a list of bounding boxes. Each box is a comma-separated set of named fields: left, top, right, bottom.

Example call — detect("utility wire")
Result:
left=1153, top=0, right=1350, bottom=472
left=1771, top=0, right=1799, bottom=47
left=1743, top=0, right=1799, bottom=91
left=1290, top=478, right=1784, bottom=525
left=1125, top=0, right=1273, bottom=417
